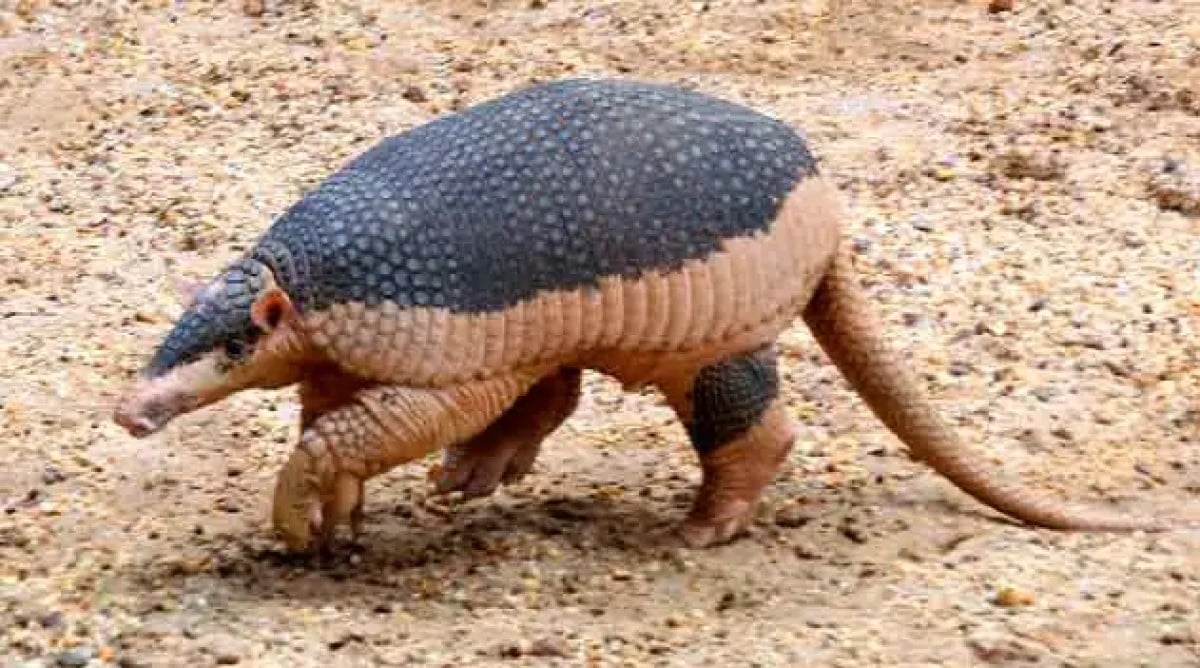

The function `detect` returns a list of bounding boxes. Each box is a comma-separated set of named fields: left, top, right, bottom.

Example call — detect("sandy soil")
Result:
left=2, top=0, right=1199, bottom=665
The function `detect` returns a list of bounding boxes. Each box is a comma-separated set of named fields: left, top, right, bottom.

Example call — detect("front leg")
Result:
left=272, top=371, right=545, bottom=553
left=296, top=367, right=375, bottom=542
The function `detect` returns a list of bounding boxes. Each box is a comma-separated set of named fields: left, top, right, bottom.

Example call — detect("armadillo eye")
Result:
left=223, top=339, right=248, bottom=361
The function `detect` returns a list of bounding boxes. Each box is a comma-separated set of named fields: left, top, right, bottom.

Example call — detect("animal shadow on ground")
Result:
left=118, top=491, right=697, bottom=603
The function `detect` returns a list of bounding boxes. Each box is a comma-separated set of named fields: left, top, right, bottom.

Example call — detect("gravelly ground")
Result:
left=1, top=0, right=1199, bottom=666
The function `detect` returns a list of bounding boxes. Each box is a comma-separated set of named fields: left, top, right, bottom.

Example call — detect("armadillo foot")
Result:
left=436, top=437, right=540, bottom=499
left=662, top=347, right=796, bottom=549
left=677, top=407, right=795, bottom=547
left=433, top=367, right=582, bottom=499
left=678, top=500, right=755, bottom=548
left=313, top=473, right=365, bottom=553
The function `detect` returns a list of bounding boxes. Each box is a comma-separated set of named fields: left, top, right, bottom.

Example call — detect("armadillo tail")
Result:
left=801, top=245, right=1171, bottom=532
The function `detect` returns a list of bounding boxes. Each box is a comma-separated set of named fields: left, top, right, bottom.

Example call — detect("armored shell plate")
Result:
left=254, top=78, right=819, bottom=315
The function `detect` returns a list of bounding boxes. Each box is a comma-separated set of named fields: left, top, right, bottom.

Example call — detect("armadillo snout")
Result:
left=114, top=411, right=159, bottom=438
left=113, top=390, right=188, bottom=438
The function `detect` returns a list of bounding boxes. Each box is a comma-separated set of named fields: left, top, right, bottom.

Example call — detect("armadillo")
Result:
left=112, top=78, right=1169, bottom=553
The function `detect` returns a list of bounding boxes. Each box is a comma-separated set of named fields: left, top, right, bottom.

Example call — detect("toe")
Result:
left=462, top=457, right=508, bottom=498
left=433, top=448, right=474, bottom=494
left=679, top=500, right=753, bottom=548
left=678, top=520, right=717, bottom=548
left=500, top=444, right=540, bottom=485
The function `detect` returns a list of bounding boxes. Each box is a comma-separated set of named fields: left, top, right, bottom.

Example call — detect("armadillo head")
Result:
left=113, top=258, right=311, bottom=438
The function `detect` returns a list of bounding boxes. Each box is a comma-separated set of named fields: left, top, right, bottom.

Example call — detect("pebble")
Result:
left=1147, top=163, right=1200, bottom=216
left=54, top=647, right=95, bottom=667
left=794, top=543, right=821, bottom=560
left=527, top=637, right=572, bottom=657
left=992, top=586, right=1036, bottom=607
left=135, top=619, right=180, bottom=640
left=838, top=523, right=869, bottom=544
left=774, top=505, right=815, bottom=528
left=203, top=633, right=248, bottom=665
left=39, top=610, right=64, bottom=629
left=401, top=85, right=428, bottom=103
left=967, top=630, right=1040, bottom=663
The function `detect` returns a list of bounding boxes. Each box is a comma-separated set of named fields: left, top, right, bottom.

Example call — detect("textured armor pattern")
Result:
left=252, top=78, right=819, bottom=315
left=687, top=346, right=780, bottom=453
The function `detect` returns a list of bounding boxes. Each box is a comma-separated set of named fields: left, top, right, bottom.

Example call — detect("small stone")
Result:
left=976, top=320, right=1008, bottom=337
left=1031, top=386, right=1056, bottom=402
left=204, top=633, right=247, bottom=664
left=135, top=619, right=179, bottom=640
left=838, top=523, right=868, bottom=544
left=1122, top=232, right=1147, bottom=248
left=794, top=542, right=821, bottom=560
left=527, top=637, right=571, bottom=657
left=56, top=647, right=95, bottom=667
left=715, top=589, right=762, bottom=612
left=993, top=148, right=1065, bottom=181
left=967, top=630, right=1040, bottom=662
left=987, top=0, right=1013, bottom=13
left=402, top=85, right=428, bottom=103
left=930, top=167, right=956, bottom=182
left=499, top=639, right=533, bottom=657
left=1160, top=624, right=1197, bottom=645
left=1147, top=163, right=1200, bottom=216
left=948, top=360, right=973, bottom=377
left=992, top=585, right=1036, bottom=607
left=41, top=466, right=66, bottom=485
left=774, top=505, right=814, bottom=528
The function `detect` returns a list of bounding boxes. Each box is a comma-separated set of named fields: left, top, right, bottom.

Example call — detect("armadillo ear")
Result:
left=250, top=286, right=295, bottom=333
left=170, top=276, right=207, bottom=309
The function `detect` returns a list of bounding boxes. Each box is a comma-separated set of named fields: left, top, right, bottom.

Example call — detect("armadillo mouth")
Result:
left=113, top=392, right=191, bottom=438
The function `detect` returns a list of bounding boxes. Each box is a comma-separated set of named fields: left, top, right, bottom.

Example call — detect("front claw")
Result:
left=315, top=473, right=365, bottom=552
left=677, top=499, right=755, bottom=548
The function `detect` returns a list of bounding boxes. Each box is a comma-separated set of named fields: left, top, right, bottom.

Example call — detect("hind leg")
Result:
left=658, top=345, right=797, bottom=547
left=433, top=367, right=582, bottom=499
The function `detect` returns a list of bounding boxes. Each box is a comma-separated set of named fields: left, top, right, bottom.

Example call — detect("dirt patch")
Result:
left=1, top=0, right=1198, bottom=665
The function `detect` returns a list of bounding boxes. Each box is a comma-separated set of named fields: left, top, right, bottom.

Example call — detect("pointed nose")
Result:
left=113, top=408, right=158, bottom=438
left=112, top=390, right=178, bottom=438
